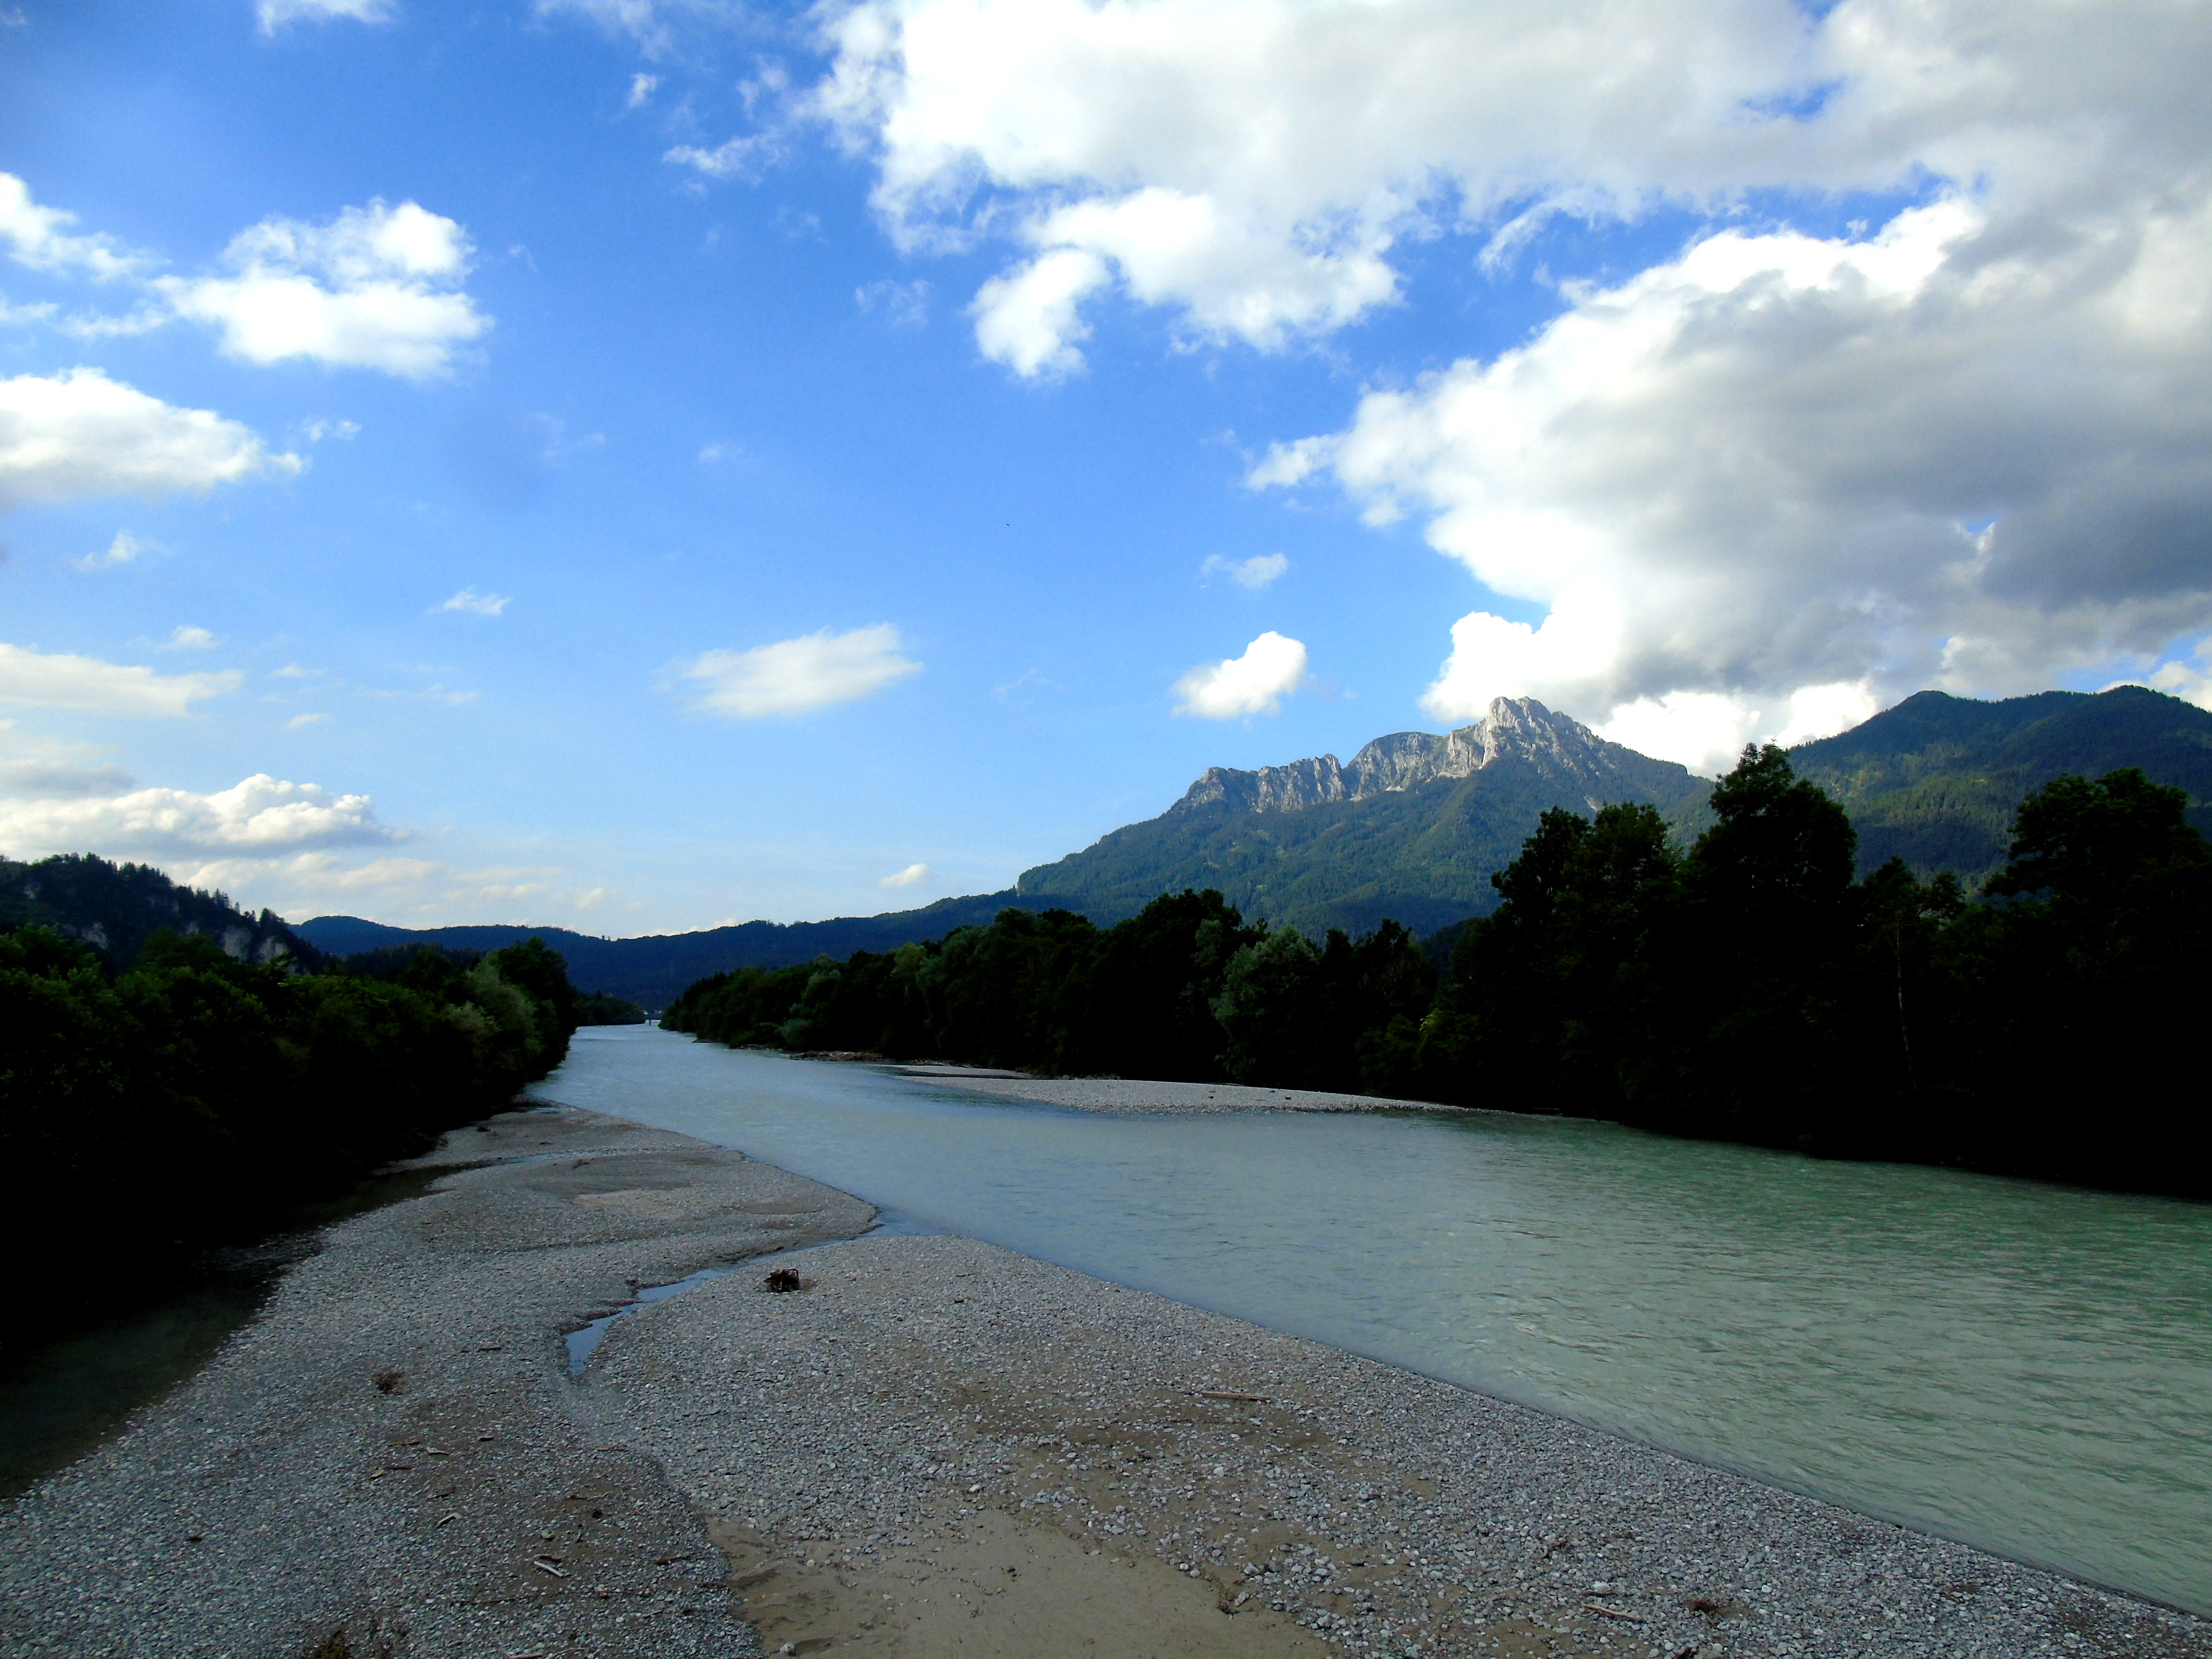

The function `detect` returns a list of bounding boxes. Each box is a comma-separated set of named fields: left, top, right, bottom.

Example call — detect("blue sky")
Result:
left=4, top=0, right=2209, bottom=931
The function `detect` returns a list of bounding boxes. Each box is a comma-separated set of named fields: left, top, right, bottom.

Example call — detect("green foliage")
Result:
left=0, top=912, right=587, bottom=1276
left=1431, top=751, right=2210, bottom=1197
left=1790, top=684, right=2212, bottom=879
left=0, top=852, right=317, bottom=971
left=656, top=743, right=2209, bottom=1202
left=1012, top=744, right=1709, bottom=939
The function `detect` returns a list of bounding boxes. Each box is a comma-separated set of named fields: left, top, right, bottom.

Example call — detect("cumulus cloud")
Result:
left=0, top=369, right=298, bottom=513
left=1259, top=190, right=2212, bottom=767
left=879, top=862, right=930, bottom=888
left=158, top=200, right=489, bottom=378
left=0, top=641, right=239, bottom=717
left=677, top=624, right=922, bottom=718
left=1201, top=552, right=1287, bottom=590
left=0, top=772, right=396, bottom=861
left=813, top=0, right=2212, bottom=387
left=969, top=248, right=1108, bottom=378
left=1172, top=629, right=1308, bottom=718
left=257, top=0, right=396, bottom=30
left=0, top=172, right=145, bottom=279
left=435, top=588, right=510, bottom=617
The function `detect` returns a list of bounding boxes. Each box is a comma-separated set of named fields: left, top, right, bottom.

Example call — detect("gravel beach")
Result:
left=895, top=1063, right=1462, bottom=1116
left=1, top=1099, right=2203, bottom=1659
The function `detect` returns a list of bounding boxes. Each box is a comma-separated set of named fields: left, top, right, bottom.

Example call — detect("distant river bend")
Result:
left=535, top=1025, right=2212, bottom=1615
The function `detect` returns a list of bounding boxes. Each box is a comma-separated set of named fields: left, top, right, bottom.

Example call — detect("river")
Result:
left=533, top=1024, right=2212, bottom=1616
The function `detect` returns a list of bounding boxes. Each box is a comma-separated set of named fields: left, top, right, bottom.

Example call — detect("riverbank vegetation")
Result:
left=0, top=925, right=586, bottom=1275
left=665, top=753, right=2209, bottom=1199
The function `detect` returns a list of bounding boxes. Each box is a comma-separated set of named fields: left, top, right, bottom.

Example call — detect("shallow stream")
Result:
left=534, top=1024, right=2212, bottom=1615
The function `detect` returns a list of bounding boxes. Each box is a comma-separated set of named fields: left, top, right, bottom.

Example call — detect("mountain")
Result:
left=1790, top=684, right=2212, bottom=878
left=293, top=889, right=1088, bottom=1010
left=302, top=684, right=2212, bottom=1004
left=1, top=854, right=315, bottom=969
left=1014, top=696, right=1712, bottom=936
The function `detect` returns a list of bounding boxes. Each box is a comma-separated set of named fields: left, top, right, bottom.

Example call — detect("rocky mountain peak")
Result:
left=1170, top=696, right=1640, bottom=817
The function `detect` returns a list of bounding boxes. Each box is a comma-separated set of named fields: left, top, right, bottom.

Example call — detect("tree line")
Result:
left=666, top=750, right=2209, bottom=1200
left=0, top=928, right=587, bottom=1276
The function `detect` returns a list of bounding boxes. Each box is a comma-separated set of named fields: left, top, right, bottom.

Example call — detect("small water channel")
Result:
left=534, top=1024, right=2212, bottom=1616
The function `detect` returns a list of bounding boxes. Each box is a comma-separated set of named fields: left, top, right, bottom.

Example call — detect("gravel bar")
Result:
left=897, top=1064, right=1463, bottom=1116
left=1, top=1104, right=2203, bottom=1659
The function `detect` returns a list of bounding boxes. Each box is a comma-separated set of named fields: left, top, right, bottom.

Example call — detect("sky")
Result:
left=3, top=0, right=2210, bottom=933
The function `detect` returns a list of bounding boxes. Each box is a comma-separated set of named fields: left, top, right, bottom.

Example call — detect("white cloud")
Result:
left=435, top=588, right=510, bottom=617
left=815, top=0, right=2212, bottom=383
left=301, top=417, right=359, bottom=442
left=158, top=200, right=489, bottom=378
left=665, top=136, right=779, bottom=182
left=678, top=624, right=923, bottom=718
left=1172, top=629, right=1308, bottom=718
left=0, top=730, right=133, bottom=800
left=879, top=862, right=930, bottom=888
left=627, top=72, right=660, bottom=108
left=0, top=641, right=239, bottom=717
left=1263, top=184, right=2212, bottom=766
left=2141, top=638, right=2212, bottom=711
left=161, top=626, right=219, bottom=651
left=200, top=850, right=608, bottom=925
left=538, top=0, right=671, bottom=57
left=0, top=368, right=298, bottom=513
left=857, top=278, right=930, bottom=327
left=0, top=172, right=145, bottom=280
left=71, top=530, right=150, bottom=572
left=0, top=772, right=396, bottom=860
left=1201, top=552, right=1287, bottom=590
left=286, top=711, right=330, bottom=728
left=258, top=0, right=396, bottom=30
left=969, top=248, right=1108, bottom=378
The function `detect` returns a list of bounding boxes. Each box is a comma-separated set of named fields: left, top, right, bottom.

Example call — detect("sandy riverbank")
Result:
left=0, top=1103, right=2203, bottom=1658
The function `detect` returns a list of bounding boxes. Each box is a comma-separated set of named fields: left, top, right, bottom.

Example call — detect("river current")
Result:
left=534, top=1024, right=2212, bottom=1614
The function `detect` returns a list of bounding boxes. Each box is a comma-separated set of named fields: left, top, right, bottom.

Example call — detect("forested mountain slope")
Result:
left=1014, top=697, right=1712, bottom=936
left=1790, top=685, right=2212, bottom=877
left=295, top=889, right=1086, bottom=1010
left=0, top=853, right=314, bottom=969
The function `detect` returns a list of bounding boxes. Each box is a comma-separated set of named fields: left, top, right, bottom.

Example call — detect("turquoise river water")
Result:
left=533, top=1024, right=2212, bottom=1614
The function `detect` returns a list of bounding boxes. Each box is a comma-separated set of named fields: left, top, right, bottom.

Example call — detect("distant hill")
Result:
left=1014, top=696, right=1712, bottom=936
left=1790, top=684, right=2212, bottom=878
left=294, top=889, right=1089, bottom=1011
left=0, top=853, right=315, bottom=969
left=300, top=684, right=2212, bottom=1005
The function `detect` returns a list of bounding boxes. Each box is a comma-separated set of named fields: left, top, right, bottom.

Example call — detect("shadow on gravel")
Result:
left=0, top=1163, right=452, bottom=1499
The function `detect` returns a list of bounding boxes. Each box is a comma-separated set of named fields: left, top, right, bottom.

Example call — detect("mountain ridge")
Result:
left=291, top=682, right=2212, bottom=1003
left=1018, top=696, right=1713, bottom=935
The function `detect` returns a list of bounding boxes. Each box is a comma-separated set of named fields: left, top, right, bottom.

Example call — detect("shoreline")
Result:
left=894, top=1063, right=1471, bottom=1116
left=0, top=1104, right=2200, bottom=1658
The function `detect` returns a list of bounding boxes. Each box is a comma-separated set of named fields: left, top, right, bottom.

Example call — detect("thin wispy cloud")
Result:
left=677, top=625, right=922, bottom=719
left=434, top=588, right=510, bottom=617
